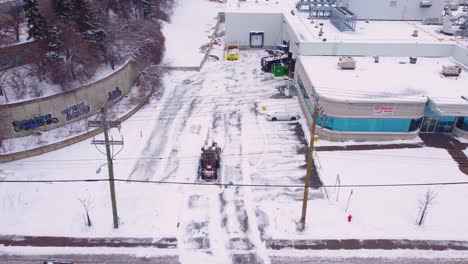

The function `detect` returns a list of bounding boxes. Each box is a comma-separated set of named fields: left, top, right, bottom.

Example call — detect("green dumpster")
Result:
left=273, top=65, right=287, bottom=77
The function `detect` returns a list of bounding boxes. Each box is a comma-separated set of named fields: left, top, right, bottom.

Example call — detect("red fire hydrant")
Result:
left=347, top=214, right=352, bottom=222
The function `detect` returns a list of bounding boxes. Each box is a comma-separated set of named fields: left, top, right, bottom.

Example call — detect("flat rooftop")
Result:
left=299, top=56, right=468, bottom=107
left=290, top=12, right=468, bottom=44
left=226, top=0, right=468, bottom=45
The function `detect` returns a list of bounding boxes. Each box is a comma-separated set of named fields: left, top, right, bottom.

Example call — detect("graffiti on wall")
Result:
left=61, top=101, right=91, bottom=121
left=12, top=114, right=59, bottom=133
left=107, top=87, right=122, bottom=102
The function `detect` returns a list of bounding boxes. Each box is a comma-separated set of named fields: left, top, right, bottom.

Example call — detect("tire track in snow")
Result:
left=176, top=64, right=232, bottom=263
left=127, top=75, right=204, bottom=181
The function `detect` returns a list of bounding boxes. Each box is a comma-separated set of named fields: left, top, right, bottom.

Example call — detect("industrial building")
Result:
left=295, top=56, right=468, bottom=140
left=225, top=0, right=468, bottom=140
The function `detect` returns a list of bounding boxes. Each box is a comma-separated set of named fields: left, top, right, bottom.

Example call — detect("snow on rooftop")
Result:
left=291, top=13, right=468, bottom=44
left=226, top=1, right=468, bottom=45
left=226, top=0, right=297, bottom=13
left=299, top=56, right=468, bottom=105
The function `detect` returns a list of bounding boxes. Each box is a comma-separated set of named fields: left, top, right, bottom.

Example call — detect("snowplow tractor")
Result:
left=199, top=142, right=221, bottom=181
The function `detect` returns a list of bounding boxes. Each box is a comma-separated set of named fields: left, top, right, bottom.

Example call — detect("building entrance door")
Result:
left=419, top=115, right=455, bottom=133
left=249, top=31, right=264, bottom=48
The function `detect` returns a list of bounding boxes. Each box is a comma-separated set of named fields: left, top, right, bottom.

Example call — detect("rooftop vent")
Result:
left=442, top=65, right=462, bottom=77
left=409, top=57, right=418, bottom=64
left=419, top=0, right=432, bottom=8
left=338, top=56, right=356, bottom=70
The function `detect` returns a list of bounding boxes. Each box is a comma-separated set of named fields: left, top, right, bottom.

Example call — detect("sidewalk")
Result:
left=0, top=235, right=176, bottom=249
left=1, top=235, right=467, bottom=251
left=266, top=238, right=468, bottom=251
left=315, top=134, right=468, bottom=175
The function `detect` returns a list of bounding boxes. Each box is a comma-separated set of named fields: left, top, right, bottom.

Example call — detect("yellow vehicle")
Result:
left=226, top=44, right=239, bottom=61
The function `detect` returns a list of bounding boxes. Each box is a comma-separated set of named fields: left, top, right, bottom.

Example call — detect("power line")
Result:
left=9, top=147, right=468, bottom=164
left=1, top=178, right=468, bottom=188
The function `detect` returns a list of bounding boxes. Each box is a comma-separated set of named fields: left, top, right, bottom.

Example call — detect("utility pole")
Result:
left=88, top=107, right=123, bottom=229
left=299, top=106, right=318, bottom=231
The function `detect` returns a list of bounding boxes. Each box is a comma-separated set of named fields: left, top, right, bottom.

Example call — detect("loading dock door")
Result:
left=250, top=31, right=264, bottom=48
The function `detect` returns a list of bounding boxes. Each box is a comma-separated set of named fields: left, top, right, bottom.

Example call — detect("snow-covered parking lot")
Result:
left=1, top=46, right=468, bottom=261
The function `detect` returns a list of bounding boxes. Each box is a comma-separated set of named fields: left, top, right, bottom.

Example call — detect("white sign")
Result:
left=373, top=106, right=394, bottom=116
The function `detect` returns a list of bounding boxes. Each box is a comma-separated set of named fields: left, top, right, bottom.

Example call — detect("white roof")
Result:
left=289, top=13, right=468, bottom=44
left=226, top=0, right=468, bottom=45
left=299, top=56, right=468, bottom=108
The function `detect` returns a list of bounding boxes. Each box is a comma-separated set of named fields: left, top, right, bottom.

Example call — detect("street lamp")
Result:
left=96, top=163, right=108, bottom=174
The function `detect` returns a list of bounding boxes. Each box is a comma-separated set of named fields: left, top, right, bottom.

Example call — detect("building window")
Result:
left=456, top=117, right=468, bottom=131
left=320, top=116, right=417, bottom=133
left=389, top=0, right=397, bottom=7
left=297, top=76, right=315, bottom=117
left=420, top=107, right=456, bottom=133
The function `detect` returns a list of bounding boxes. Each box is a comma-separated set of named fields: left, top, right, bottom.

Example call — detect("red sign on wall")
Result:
left=373, top=106, right=394, bottom=116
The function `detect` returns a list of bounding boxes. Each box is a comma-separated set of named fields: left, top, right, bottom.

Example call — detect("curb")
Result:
left=265, top=239, right=468, bottom=251
left=0, top=235, right=176, bottom=249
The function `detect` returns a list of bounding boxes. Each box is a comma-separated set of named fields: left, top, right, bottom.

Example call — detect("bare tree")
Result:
left=61, top=29, right=101, bottom=82
left=0, top=17, right=15, bottom=45
left=103, top=18, right=165, bottom=70
left=416, top=189, right=438, bottom=226
left=2, top=4, right=24, bottom=42
left=7, top=69, right=28, bottom=99
left=78, top=197, right=94, bottom=227
left=0, top=69, right=9, bottom=102
left=136, top=63, right=168, bottom=98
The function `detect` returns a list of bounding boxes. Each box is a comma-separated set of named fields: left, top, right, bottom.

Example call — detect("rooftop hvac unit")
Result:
left=419, top=0, right=432, bottom=8
left=338, top=56, right=356, bottom=70
left=442, top=65, right=462, bottom=76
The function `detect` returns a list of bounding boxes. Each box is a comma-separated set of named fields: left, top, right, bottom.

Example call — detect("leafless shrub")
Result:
left=68, top=122, right=83, bottom=135
left=0, top=69, right=9, bottom=102
left=7, top=69, right=28, bottom=99
left=29, top=81, right=43, bottom=97
left=45, top=61, right=72, bottom=90
left=78, top=197, right=94, bottom=227
left=416, top=188, right=438, bottom=226
left=29, top=60, right=48, bottom=83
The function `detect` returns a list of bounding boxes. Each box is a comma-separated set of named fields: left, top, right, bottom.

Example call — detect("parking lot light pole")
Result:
left=299, top=106, right=318, bottom=231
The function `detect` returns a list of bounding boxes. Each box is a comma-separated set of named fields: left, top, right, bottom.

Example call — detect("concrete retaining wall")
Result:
left=0, top=85, right=154, bottom=163
left=0, top=40, right=45, bottom=71
left=0, top=61, right=141, bottom=139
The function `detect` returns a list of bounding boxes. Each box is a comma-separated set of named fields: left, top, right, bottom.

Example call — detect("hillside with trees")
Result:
left=0, top=0, right=173, bottom=101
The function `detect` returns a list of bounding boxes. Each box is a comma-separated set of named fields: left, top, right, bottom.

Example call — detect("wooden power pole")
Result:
left=299, top=106, right=318, bottom=231
left=88, top=108, right=123, bottom=229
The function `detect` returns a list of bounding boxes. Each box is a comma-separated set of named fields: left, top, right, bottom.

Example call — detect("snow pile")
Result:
left=162, top=0, right=224, bottom=68
left=260, top=147, right=468, bottom=240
